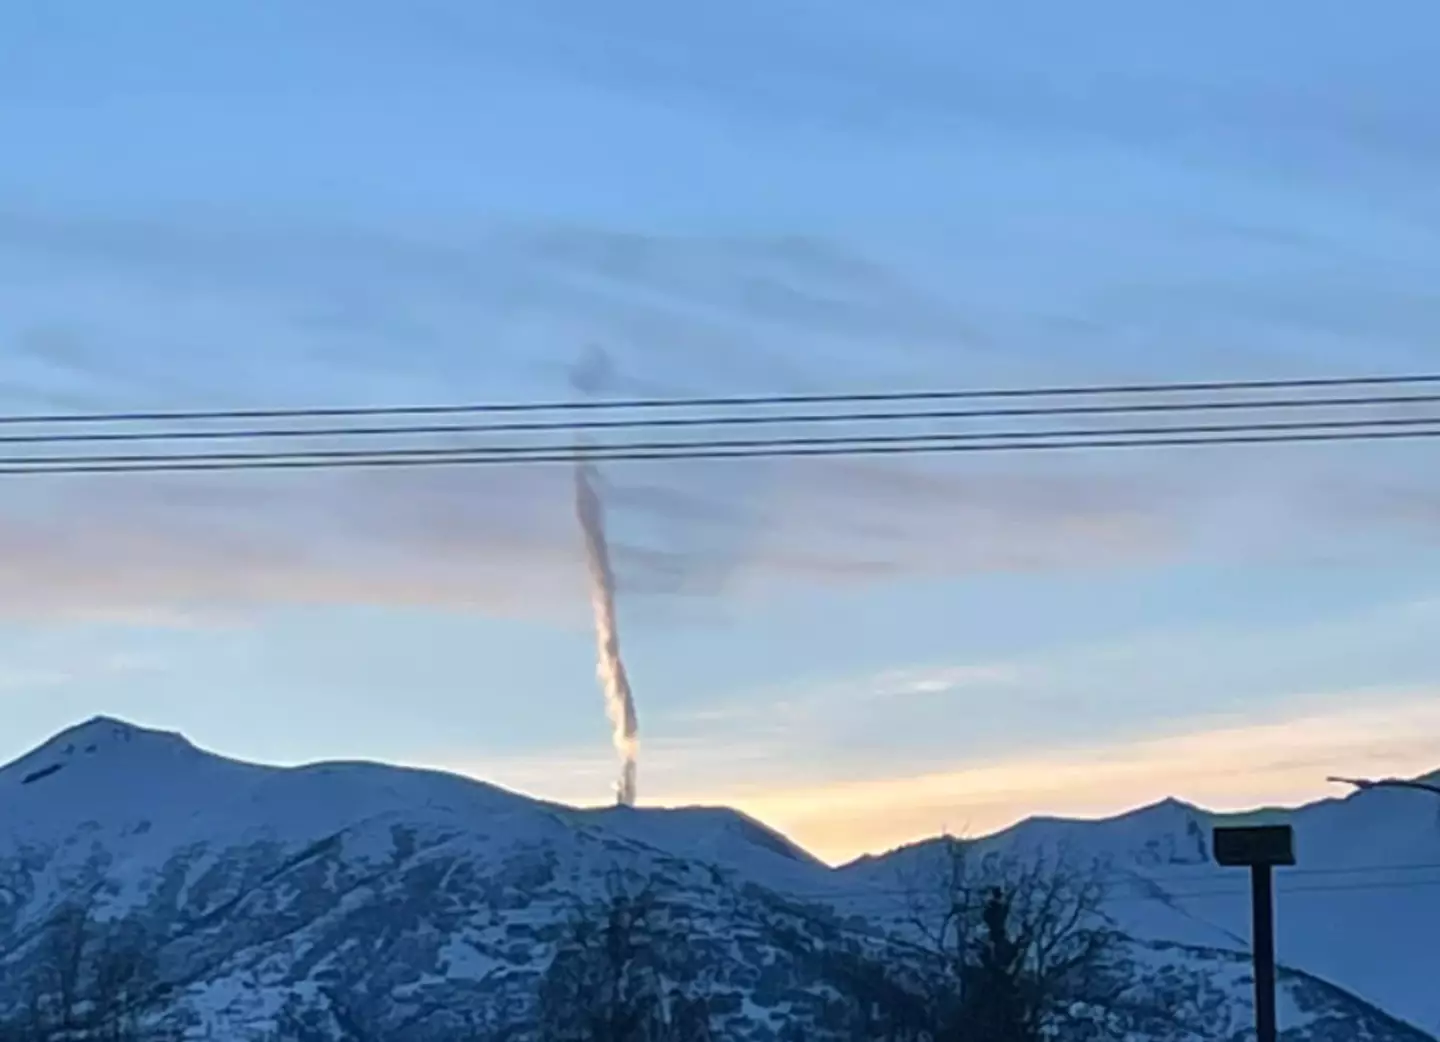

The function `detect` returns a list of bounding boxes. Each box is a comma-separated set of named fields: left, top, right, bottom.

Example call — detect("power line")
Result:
left=0, top=424, right=1436, bottom=475
left=1, top=391, right=1438, bottom=444
left=807, top=857, right=1440, bottom=897
left=1058, top=874, right=1440, bottom=902
left=1139, top=876, right=1440, bottom=900
left=795, top=870, right=1440, bottom=907
left=757, top=872, right=1440, bottom=966
left=3, top=373, right=1440, bottom=426
left=3, top=416, right=1440, bottom=470
left=1111, top=859, right=1440, bottom=884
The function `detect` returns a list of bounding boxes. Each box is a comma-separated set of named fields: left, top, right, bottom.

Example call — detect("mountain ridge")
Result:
left=18, top=716, right=1435, bottom=865
left=2, top=717, right=1437, bottom=1040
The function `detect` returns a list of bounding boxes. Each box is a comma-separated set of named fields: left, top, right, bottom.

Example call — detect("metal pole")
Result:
left=1251, top=863, right=1278, bottom=1042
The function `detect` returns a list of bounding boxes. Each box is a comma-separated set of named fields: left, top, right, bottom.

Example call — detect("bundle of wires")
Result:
left=0, top=372, right=1436, bottom=476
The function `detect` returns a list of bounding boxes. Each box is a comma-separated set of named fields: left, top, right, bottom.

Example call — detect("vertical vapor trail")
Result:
left=574, top=458, right=640, bottom=806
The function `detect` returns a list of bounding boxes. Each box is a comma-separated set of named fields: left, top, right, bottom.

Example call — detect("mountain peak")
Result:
left=36, top=713, right=190, bottom=753
left=2, top=715, right=201, bottom=788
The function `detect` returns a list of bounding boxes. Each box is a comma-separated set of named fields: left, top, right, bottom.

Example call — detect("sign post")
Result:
left=1212, top=824, right=1295, bottom=1042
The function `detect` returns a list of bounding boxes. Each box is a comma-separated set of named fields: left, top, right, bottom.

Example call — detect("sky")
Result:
left=3, top=1, right=1440, bottom=863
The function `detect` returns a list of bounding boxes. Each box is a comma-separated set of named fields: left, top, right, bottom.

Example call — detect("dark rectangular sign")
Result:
left=1213, top=825, right=1296, bottom=867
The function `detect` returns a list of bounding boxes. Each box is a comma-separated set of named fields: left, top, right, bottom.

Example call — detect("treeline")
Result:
left=0, top=894, right=186, bottom=1042
left=0, top=845, right=1201, bottom=1042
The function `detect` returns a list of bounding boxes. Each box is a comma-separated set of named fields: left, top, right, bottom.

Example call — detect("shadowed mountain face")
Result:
left=1, top=717, right=1435, bottom=1041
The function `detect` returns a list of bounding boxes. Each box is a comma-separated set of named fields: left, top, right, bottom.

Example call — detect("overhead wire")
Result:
left=0, top=423, right=1437, bottom=475
left=749, top=869, right=1440, bottom=969
left=844, top=856, right=1440, bottom=888
left=0, top=390, right=1437, bottom=444
left=0, top=372, right=1438, bottom=427
left=0, top=372, right=1434, bottom=474
left=783, top=869, right=1440, bottom=908
left=750, top=854, right=1440, bottom=919
left=1, top=415, right=1440, bottom=467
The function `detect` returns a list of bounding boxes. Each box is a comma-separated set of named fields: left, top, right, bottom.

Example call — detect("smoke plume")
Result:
left=574, top=458, right=640, bottom=806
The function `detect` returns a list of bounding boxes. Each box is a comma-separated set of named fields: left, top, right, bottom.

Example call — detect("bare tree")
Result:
left=265, top=992, right=336, bottom=1042
left=0, top=900, right=183, bottom=1042
left=801, top=840, right=1129, bottom=1042
left=537, top=871, right=713, bottom=1042
left=46, top=902, right=91, bottom=1035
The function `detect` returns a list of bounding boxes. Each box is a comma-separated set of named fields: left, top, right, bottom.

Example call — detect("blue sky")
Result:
left=3, top=1, right=1440, bottom=861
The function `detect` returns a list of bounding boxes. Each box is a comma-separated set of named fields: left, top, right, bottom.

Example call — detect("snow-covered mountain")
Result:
left=2, top=717, right=1436, bottom=1040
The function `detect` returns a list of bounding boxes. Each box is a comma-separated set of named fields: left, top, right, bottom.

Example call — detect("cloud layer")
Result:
left=462, top=690, right=1440, bottom=864
left=5, top=0, right=1440, bottom=623
left=0, top=215, right=1210, bottom=619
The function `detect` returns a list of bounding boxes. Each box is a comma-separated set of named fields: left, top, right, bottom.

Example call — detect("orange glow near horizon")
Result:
left=450, top=691, right=1440, bottom=864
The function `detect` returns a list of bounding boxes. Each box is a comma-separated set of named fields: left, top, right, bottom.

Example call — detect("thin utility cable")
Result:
left=1, top=425, right=1439, bottom=475
left=853, top=858, right=1440, bottom=890
left=750, top=867, right=1440, bottom=960
left=5, top=415, right=1440, bottom=468
left=1106, top=860, right=1440, bottom=884
left=1121, top=877, right=1440, bottom=900
left=783, top=872, right=1440, bottom=907
left=828, top=866, right=1440, bottom=900
left=2, top=373, right=1440, bottom=426
left=1, top=391, right=1439, bottom=443
left=755, top=875, right=1440, bottom=964
left=1027, top=876, right=1440, bottom=903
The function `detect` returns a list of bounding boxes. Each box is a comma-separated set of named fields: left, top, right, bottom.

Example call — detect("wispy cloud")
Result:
left=0, top=630, right=167, bottom=696
left=0, top=210, right=1194, bottom=619
left=722, top=691, right=1440, bottom=862
left=397, top=2, right=1440, bottom=187
left=2, top=207, right=1439, bottom=619
left=0, top=455, right=1182, bottom=622
left=0, top=667, right=75, bottom=694
left=873, top=664, right=1025, bottom=698
left=663, top=658, right=1025, bottom=735
left=452, top=689, right=1440, bottom=864
left=0, top=212, right=990, bottom=406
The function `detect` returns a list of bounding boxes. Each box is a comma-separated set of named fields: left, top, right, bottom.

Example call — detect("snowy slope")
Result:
left=1, top=717, right=1435, bottom=1040
left=840, top=788, right=1440, bottom=1036
left=1, top=717, right=570, bottom=914
left=577, top=803, right=829, bottom=887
